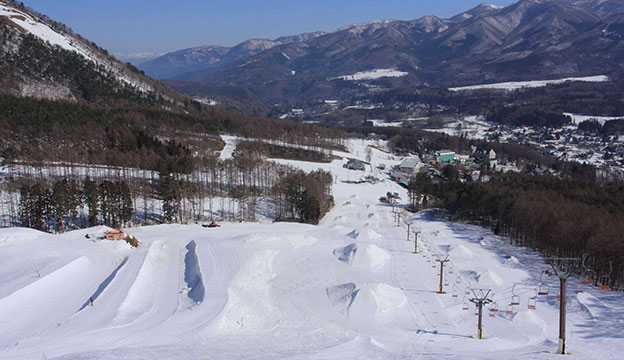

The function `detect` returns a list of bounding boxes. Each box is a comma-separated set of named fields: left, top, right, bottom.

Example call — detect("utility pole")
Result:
left=546, top=257, right=581, bottom=355
left=469, top=289, right=492, bottom=339
left=413, top=228, right=421, bottom=253
left=435, top=254, right=450, bottom=293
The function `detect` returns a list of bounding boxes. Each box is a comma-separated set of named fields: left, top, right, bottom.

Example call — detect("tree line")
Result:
left=19, top=178, right=132, bottom=233
left=579, top=119, right=624, bottom=136
left=10, top=154, right=335, bottom=229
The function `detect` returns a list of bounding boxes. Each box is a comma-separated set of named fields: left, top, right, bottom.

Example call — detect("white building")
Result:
left=399, top=156, right=422, bottom=174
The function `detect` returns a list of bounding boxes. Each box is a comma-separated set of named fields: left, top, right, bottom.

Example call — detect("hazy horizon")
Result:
left=21, top=0, right=514, bottom=56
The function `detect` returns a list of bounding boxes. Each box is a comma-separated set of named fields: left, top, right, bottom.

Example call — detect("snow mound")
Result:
left=460, top=270, right=479, bottom=283
left=114, top=241, right=170, bottom=323
left=0, top=227, right=44, bottom=246
left=450, top=244, right=474, bottom=259
left=333, top=243, right=390, bottom=271
left=502, top=254, right=519, bottom=265
left=512, top=310, right=547, bottom=338
left=78, top=257, right=128, bottom=311
left=205, top=249, right=279, bottom=335
left=327, top=283, right=359, bottom=315
left=358, top=229, right=383, bottom=242
left=0, top=256, right=91, bottom=337
left=327, top=283, right=406, bottom=317
left=362, top=283, right=406, bottom=313
left=476, top=269, right=504, bottom=287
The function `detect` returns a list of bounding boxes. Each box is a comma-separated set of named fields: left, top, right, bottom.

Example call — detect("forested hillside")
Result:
left=408, top=172, right=624, bottom=290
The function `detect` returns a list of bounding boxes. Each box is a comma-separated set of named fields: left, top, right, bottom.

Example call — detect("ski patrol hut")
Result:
left=105, top=229, right=125, bottom=241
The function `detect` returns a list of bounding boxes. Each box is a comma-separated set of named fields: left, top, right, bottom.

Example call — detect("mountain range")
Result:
left=140, top=0, right=624, bottom=108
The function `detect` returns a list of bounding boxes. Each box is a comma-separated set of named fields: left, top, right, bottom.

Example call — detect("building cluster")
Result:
left=343, top=145, right=499, bottom=187
left=483, top=124, right=624, bottom=170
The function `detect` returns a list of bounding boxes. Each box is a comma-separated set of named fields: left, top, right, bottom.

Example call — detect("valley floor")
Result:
left=0, top=140, right=622, bottom=359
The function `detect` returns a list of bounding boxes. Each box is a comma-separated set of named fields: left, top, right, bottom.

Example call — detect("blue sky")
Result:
left=22, top=0, right=515, bottom=54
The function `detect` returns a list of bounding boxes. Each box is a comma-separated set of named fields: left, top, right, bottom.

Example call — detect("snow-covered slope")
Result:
left=0, top=140, right=622, bottom=359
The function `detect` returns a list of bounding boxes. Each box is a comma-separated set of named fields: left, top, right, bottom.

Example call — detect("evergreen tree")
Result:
left=84, top=176, right=99, bottom=226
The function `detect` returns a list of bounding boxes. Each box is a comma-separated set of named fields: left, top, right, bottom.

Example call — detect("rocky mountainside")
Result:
left=139, top=32, right=325, bottom=79
left=163, top=0, right=624, bottom=106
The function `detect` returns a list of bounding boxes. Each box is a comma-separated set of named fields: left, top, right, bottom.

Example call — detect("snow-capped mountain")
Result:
left=161, top=0, right=624, bottom=106
left=139, top=32, right=326, bottom=79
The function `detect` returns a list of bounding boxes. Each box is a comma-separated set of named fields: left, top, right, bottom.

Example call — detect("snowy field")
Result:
left=563, top=113, right=624, bottom=125
left=0, top=140, right=623, bottom=359
left=333, top=69, right=408, bottom=81
left=448, top=75, right=609, bottom=92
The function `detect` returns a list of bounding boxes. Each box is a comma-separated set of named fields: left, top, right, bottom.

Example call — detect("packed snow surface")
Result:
left=0, top=139, right=623, bottom=359
left=334, top=69, right=408, bottom=81
left=449, top=75, right=609, bottom=91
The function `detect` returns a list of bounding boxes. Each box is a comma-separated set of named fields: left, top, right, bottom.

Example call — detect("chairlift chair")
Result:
left=538, top=270, right=550, bottom=296
left=528, top=298, right=536, bottom=310
left=510, top=284, right=520, bottom=305
left=490, top=302, right=499, bottom=312
left=599, top=266, right=612, bottom=291
left=489, top=303, right=498, bottom=318
left=506, top=304, right=514, bottom=315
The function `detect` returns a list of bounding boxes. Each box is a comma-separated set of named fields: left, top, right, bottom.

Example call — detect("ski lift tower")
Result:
left=434, top=254, right=450, bottom=294
left=413, top=227, right=421, bottom=253
left=469, top=289, right=493, bottom=339
left=545, top=257, right=582, bottom=355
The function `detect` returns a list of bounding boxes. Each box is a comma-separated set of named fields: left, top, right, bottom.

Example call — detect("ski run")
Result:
left=0, top=139, right=622, bottom=360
